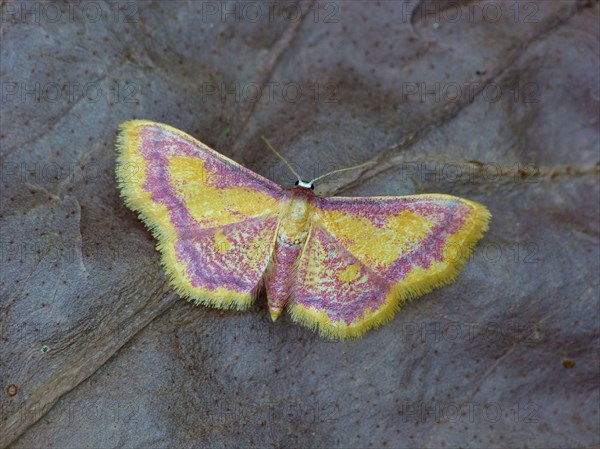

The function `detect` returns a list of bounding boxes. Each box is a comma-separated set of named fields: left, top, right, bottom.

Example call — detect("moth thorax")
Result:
left=288, top=197, right=309, bottom=220
left=279, top=197, right=310, bottom=245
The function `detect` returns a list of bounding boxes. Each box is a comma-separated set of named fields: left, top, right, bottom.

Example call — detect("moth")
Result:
left=116, top=120, right=490, bottom=339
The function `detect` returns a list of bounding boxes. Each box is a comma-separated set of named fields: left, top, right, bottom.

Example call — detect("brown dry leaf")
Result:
left=1, top=1, right=598, bottom=448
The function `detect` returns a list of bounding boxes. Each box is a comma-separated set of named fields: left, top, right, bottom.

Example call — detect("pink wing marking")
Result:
left=176, top=216, right=280, bottom=292
left=121, top=121, right=287, bottom=305
left=294, top=225, right=390, bottom=322
left=289, top=194, right=490, bottom=337
left=315, top=195, right=474, bottom=285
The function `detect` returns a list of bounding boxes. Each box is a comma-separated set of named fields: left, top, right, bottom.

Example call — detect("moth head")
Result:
left=260, top=135, right=372, bottom=192
left=295, top=180, right=314, bottom=190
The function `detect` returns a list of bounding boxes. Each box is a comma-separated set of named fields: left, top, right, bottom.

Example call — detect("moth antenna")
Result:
left=309, top=161, right=376, bottom=184
left=261, top=136, right=302, bottom=182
